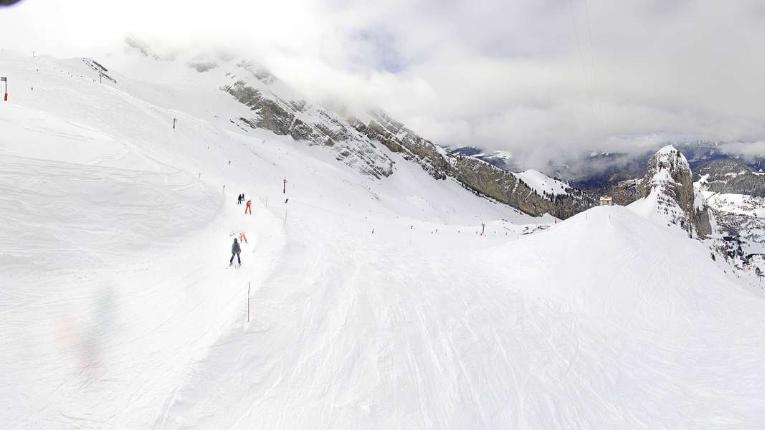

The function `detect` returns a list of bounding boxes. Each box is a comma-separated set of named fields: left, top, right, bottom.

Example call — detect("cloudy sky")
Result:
left=2, top=0, right=764, bottom=167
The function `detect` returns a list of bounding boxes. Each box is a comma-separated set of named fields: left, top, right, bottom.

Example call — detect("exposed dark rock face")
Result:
left=637, top=146, right=712, bottom=238
left=354, top=112, right=449, bottom=180
left=226, top=82, right=295, bottom=137
left=448, top=156, right=592, bottom=219
left=601, top=179, right=641, bottom=206
left=351, top=112, right=593, bottom=218
left=223, top=80, right=394, bottom=179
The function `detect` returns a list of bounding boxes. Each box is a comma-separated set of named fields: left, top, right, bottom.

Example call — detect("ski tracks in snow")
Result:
left=152, top=191, right=287, bottom=429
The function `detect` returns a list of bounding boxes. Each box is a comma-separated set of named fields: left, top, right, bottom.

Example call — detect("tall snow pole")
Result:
left=1, top=77, right=7, bottom=101
left=172, top=118, right=177, bottom=130
left=283, top=178, right=287, bottom=194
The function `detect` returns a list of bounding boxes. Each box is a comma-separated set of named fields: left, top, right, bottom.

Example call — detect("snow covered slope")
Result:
left=157, top=205, right=765, bottom=429
left=0, top=50, right=532, bottom=428
left=2, top=51, right=765, bottom=429
left=515, top=169, right=570, bottom=196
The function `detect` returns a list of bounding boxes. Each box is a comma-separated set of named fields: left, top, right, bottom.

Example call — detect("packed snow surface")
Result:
left=2, top=52, right=765, bottom=429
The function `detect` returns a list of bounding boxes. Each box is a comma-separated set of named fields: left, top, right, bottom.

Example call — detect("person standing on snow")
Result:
left=245, top=199, right=252, bottom=215
left=230, top=238, right=242, bottom=266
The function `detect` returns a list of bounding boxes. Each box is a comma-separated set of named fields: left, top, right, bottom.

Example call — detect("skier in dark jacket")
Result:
left=230, top=238, right=242, bottom=266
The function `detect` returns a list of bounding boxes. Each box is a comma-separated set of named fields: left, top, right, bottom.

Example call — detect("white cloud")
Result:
left=1, top=0, right=764, bottom=167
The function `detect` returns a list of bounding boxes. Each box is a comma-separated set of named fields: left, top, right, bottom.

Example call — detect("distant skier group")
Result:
left=238, top=193, right=252, bottom=214
left=230, top=192, right=252, bottom=266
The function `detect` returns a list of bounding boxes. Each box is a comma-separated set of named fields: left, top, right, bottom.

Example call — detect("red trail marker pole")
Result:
left=1, top=77, right=7, bottom=101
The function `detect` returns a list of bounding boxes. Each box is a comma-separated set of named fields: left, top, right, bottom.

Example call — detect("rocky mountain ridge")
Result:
left=222, top=67, right=395, bottom=180
left=221, top=62, right=594, bottom=219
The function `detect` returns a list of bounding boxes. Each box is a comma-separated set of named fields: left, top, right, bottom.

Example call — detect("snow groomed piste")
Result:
left=2, top=51, right=765, bottom=429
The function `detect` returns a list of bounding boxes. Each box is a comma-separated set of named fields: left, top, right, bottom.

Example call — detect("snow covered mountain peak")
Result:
left=654, top=144, right=690, bottom=171
left=643, top=145, right=691, bottom=195
left=632, top=145, right=712, bottom=238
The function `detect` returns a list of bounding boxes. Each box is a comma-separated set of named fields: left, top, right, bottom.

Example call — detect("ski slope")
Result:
left=2, top=51, right=765, bottom=429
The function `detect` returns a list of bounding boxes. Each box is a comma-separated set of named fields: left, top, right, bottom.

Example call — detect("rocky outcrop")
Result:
left=637, top=146, right=712, bottom=238
left=223, top=79, right=394, bottom=179
left=354, top=112, right=450, bottom=180
left=448, top=156, right=592, bottom=218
